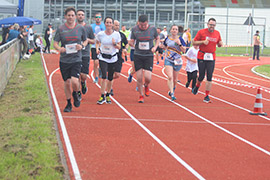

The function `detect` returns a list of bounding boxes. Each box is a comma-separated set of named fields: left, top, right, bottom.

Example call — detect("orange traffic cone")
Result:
left=249, top=88, right=267, bottom=116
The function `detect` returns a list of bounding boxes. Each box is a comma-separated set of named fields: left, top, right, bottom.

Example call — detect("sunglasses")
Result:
left=96, top=16, right=101, bottom=18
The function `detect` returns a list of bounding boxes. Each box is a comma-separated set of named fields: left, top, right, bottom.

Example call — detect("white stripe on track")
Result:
left=49, top=68, right=81, bottom=180
left=90, top=71, right=205, bottom=180
left=41, top=52, right=49, bottom=76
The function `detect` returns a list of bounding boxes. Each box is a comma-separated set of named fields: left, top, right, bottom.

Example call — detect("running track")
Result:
left=42, top=53, right=270, bottom=180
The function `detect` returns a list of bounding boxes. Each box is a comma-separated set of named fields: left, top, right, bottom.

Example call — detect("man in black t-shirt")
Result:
left=44, top=23, right=52, bottom=53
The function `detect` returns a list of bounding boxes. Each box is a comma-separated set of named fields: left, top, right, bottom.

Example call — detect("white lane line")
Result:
left=90, top=71, right=205, bottom=180
left=121, top=64, right=270, bottom=156
left=41, top=52, right=49, bottom=76
left=63, top=116, right=270, bottom=126
left=49, top=68, right=81, bottom=180
left=223, top=63, right=270, bottom=89
left=251, top=65, right=270, bottom=80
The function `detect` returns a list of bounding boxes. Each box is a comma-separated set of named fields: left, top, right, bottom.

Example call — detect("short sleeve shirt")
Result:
left=91, top=23, right=106, bottom=48
left=54, top=23, right=87, bottom=63
left=82, top=24, right=94, bottom=57
left=131, top=25, right=158, bottom=56
left=96, top=31, right=121, bottom=63
left=194, top=28, right=221, bottom=60
left=164, top=36, right=185, bottom=63
left=185, top=47, right=199, bottom=72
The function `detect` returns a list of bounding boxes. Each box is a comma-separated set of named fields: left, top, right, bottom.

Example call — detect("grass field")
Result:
left=254, top=64, right=270, bottom=78
left=0, top=54, right=66, bottom=179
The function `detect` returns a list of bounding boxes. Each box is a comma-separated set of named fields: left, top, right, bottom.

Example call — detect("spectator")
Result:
left=6, top=24, right=20, bottom=42
left=28, top=25, right=36, bottom=54
left=44, top=23, right=54, bottom=53
left=1, top=25, right=9, bottom=45
left=161, top=26, right=168, bottom=37
left=253, top=30, right=262, bottom=60
left=35, top=35, right=44, bottom=52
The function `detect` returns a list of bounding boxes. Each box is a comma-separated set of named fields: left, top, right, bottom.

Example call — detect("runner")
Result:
left=129, top=14, right=160, bottom=103
left=155, top=27, right=165, bottom=65
left=110, top=20, right=128, bottom=96
left=76, top=9, right=95, bottom=97
left=91, top=13, right=106, bottom=83
left=191, top=18, right=223, bottom=103
left=127, top=22, right=138, bottom=83
left=95, top=17, right=121, bottom=105
left=183, top=44, right=199, bottom=89
left=53, top=7, right=88, bottom=112
left=160, top=25, right=186, bottom=101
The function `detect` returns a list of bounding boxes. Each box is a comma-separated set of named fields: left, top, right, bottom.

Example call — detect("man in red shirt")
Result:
left=191, top=18, right=223, bottom=103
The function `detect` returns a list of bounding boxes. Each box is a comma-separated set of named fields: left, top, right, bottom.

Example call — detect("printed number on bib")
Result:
left=102, top=45, right=113, bottom=54
left=65, top=43, right=78, bottom=54
left=174, top=58, right=182, bottom=65
left=203, top=53, right=214, bottom=61
left=139, top=42, right=150, bottom=50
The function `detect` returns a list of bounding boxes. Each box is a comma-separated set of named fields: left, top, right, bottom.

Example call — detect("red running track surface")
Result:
left=42, top=53, right=270, bottom=180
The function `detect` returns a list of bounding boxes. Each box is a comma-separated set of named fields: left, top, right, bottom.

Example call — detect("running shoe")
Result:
left=78, top=91, right=82, bottom=101
left=128, top=74, right=133, bottom=83
left=138, top=95, right=144, bottom=103
left=145, top=85, right=150, bottom=97
left=63, top=103, right=72, bottom=112
left=72, top=91, right=81, bottom=107
left=110, top=89, right=114, bottom=96
left=171, top=95, right=176, bottom=101
left=192, top=86, right=199, bottom=95
left=94, top=77, right=98, bottom=83
left=168, top=91, right=172, bottom=97
left=81, top=82, right=87, bottom=94
left=156, top=61, right=159, bottom=65
left=136, top=86, right=138, bottom=91
left=106, top=95, right=112, bottom=104
left=97, top=96, right=106, bottom=105
left=203, top=95, right=212, bottom=103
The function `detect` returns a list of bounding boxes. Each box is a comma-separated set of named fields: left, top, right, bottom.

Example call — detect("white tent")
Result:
left=0, top=0, right=17, bottom=14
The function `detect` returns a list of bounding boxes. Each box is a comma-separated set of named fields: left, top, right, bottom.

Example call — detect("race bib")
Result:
left=65, top=43, right=77, bottom=54
left=102, top=45, right=113, bottom=54
left=139, top=42, right=150, bottom=50
left=204, top=53, right=214, bottom=61
left=174, top=58, right=183, bottom=65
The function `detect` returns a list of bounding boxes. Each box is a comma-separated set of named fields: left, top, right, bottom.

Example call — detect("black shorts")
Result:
left=59, top=61, right=82, bottom=81
left=81, top=56, right=90, bottom=74
left=197, top=59, right=215, bottom=81
left=156, top=46, right=163, bottom=54
left=134, top=54, right=153, bottom=72
left=114, top=56, right=123, bottom=73
left=99, top=60, right=116, bottom=81
left=91, top=48, right=98, bottom=60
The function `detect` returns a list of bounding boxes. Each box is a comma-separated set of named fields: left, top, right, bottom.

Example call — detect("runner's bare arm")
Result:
left=53, top=41, right=66, bottom=53
left=152, top=36, right=160, bottom=53
left=192, top=39, right=209, bottom=45
left=129, top=39, right=135, bottom=48
left=95, top=40, right=100, bottom=54
left=218, top=40, right=223, bottom=47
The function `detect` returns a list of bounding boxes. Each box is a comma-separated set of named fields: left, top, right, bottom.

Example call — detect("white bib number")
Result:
left=102, top=45, right=113, bottom=54
left=174, top=58, right=183, bottom=65
left=65, top=43, right=78, bottom=54
left=139, top=42, right=150, bottom=50
left=203, top=53, right=214, bottom=61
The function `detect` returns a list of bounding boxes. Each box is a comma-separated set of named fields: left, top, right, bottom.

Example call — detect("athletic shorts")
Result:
left=156, top=46, right=163, bottom=54
left=164, top=59, right=182, bottom=72
left=197, top=59, right=215, bottom=81
left=114, top=57, right=123, bottom=73
left=130, top=49, right=134, bottom=62
left=91, top=48, right=98, bottom=60
left=59, top=61, right=82, bottom=81
left=134, top=54, right=153, bottom=72
left=81, top=56, right=90, bottom=74
left=99, top=60, right=116, bottom=81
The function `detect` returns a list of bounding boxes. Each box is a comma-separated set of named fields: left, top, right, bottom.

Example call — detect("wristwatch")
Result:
left=81, top=44, right=85, bottom=49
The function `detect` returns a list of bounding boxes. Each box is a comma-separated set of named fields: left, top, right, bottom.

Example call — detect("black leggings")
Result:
left=44, top=38, right=50, bottom=53
left=187, top=70, right=197, bottom=89
left=99, top=60, right=116, bottom=81
left=197, top=59, right=215, bottom=82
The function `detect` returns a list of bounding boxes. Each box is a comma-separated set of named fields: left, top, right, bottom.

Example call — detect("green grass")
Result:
left=216, top=46, right=270, bottom=56
left=254, top=64, right=270, bottom=78
left=0, top=54, right=65, bottom=179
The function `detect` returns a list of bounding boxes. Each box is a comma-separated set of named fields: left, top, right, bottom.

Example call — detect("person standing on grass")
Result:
left=53, top=7, right=88, bottom=112
left=191, top=18, right=223, bottom=103
left=91, top=12, right=106, bottom=83
left=129, top=14, right=160, bottom=103
left=110, top=20, right=128, bottom=96
left=95, top=17, right=121, bottom=105
left=159, top=25, right=186, bottom=101
left=44, top=23, right=54, bottom=54
left=183, top=44, right=199, bottom=89
left=76, top=9, right=95, bottom=98
left=253, top=30, right=262, bottom=60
